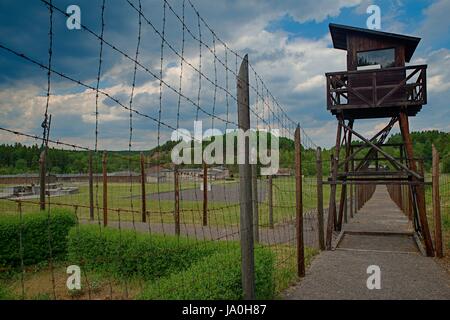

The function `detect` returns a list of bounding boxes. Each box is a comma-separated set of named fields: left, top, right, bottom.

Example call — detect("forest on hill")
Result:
left=0, top=130, right=448, bottom=175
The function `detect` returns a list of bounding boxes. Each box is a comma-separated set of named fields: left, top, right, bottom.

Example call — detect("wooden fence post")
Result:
left=174, top=166, right=180, bottom=236
left=140, top=153, right=147, bottom=223
left=39, top=150, right=46, bottom=211
left=203, top=161, right=208, bottom=226
left=326, top=118, right=343, bottom=250
left=237, top=54, right=255, bottom=299
left=102, top=151, right=108, bottom=227
left=316, top=147, right=325, bottom=250
left=252, top=164, right=259, bottom=243
left=268, top=175, right=274, bottom=229
left=432, top=145, right=443, bottom=258
left=88, top=151, right=94, bottom=220
left=295, top=125, right=305, bottom=277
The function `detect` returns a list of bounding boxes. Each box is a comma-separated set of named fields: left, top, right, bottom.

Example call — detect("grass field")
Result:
left=0, top=176, right=335, bottom=227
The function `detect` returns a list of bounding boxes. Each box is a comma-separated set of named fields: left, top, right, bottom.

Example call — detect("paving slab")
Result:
left=283, top=185, right=450, bottom=300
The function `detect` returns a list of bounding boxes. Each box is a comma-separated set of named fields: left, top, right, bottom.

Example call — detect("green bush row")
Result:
left=0, top=209, right=77, bottom=268
left=67, top=225, right=228, bottom=281
left=138, top=246, right=275, bottom=300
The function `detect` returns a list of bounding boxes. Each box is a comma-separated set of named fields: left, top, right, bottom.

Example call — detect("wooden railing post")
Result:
left=252, top=164, right=259, bottom=243
left=203, top=161, right=208, bottom=226
left=140, top=153, right=147, bottom=223
left=432, top=145, right=443, bottom=258
left=39, top=150, right=46, bottom=211
left=174, top=166, right=180, bottom=236
left=88, top=151, right=94, bottom=221
left=316, top=147, right=325, bottom=251
left=268, top=175, right=274, bottom=229
left=295, top=126, right=305, bottom=277
left=399, top=111, right=434, bottom=256
left=102, top=151, right=108, bottom=227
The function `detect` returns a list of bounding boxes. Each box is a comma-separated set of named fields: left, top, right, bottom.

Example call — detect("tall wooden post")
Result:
left=140, top=153, right=147, bottom=223
left=399, top=111, right=434, bottom=256
left=237, top=54, right=255, bottom=299
left=174, top=166, right=180, bottom=236
left=39, top=150, right=46, bottom=211
left=326, top=116, right=343, bottom=250
left=88, top=151, right=94, bottom=220
left=316, top=147, right=325, bottom=250
left=102, top=151, right=108, bottom=227
left=202, top=162, right=208, bottom=226
left=349, top=174, right=354, bottom=218
left=252, top=164, right=259, bottom=243
left=268, top=175, right=274, bottom=229
left=432, top=145, right=443, bottom=258
left=337, top=121, right=352, bottom=230
left=295, top=126, right=305, bottom=277
left=350, top=146, right=355, bottom=218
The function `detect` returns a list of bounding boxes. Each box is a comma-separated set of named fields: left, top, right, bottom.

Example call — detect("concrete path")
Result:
left=283, top=185, right=450, bottom=300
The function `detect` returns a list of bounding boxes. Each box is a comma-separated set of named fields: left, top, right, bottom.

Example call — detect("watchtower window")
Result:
left=357, top=48, right=395, bottom=70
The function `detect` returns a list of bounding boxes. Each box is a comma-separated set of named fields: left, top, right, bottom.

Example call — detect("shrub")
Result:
left=139, top=246, right=275, bottom=300
left=0, top=209, right=77, bottom=268
left=443, top=214, right=450, bottom=232
left=0, top=284, right=15, bottom=300
left=67, top=225, right=227, bottom=281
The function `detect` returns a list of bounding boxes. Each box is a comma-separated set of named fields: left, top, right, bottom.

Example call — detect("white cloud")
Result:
left=1, top=0, right=449, bottom=151
left=418, top=0, right=450, bottom=46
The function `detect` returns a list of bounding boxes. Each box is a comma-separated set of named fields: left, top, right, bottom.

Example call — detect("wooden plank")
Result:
left=342, top=122, right=422, bottom=180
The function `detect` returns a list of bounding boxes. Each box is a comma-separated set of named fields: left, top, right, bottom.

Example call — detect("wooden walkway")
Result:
left=283, top=186, right=450, bottom=300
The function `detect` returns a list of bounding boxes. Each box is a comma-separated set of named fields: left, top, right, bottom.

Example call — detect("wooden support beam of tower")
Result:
left=326, top=115, right=344, bottom=249
left=399, top=111, right=434, bottom=257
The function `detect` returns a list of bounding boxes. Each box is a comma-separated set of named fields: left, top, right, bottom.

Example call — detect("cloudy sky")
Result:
left=0, top=0, right=449, bottom=150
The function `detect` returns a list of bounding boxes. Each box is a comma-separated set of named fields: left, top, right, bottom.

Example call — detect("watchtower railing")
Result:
left=326, top=65, right=427, bottom=110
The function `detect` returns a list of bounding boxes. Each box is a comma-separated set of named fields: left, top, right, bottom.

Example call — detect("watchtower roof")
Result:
left=329, top=23, right=421, bottom=62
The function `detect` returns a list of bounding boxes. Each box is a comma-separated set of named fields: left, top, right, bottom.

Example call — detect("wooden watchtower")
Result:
left=325, top=23, right=434, bottom=256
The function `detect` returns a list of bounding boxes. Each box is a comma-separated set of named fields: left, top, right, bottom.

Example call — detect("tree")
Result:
left=15, top=159, right=27, bottom=171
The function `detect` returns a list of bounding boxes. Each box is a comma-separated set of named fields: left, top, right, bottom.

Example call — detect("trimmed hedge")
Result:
left=67, top=225, right=228, bottom=281
left=138, top=247, right=275, bottom=300
left=0, top=209, right=77, bottom=268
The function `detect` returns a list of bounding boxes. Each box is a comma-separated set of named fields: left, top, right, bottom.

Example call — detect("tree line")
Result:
left=0, top=130, right=448, bottom=175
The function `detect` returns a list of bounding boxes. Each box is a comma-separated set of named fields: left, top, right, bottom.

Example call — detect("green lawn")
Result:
left=0, top=176, right=334, bottom=227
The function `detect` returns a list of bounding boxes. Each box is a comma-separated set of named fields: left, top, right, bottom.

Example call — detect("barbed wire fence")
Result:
left=0, top=0, right=333, bottom=300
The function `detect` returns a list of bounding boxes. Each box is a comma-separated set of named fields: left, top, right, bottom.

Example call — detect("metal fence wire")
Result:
left=0, top=0, right=359, bottom=300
